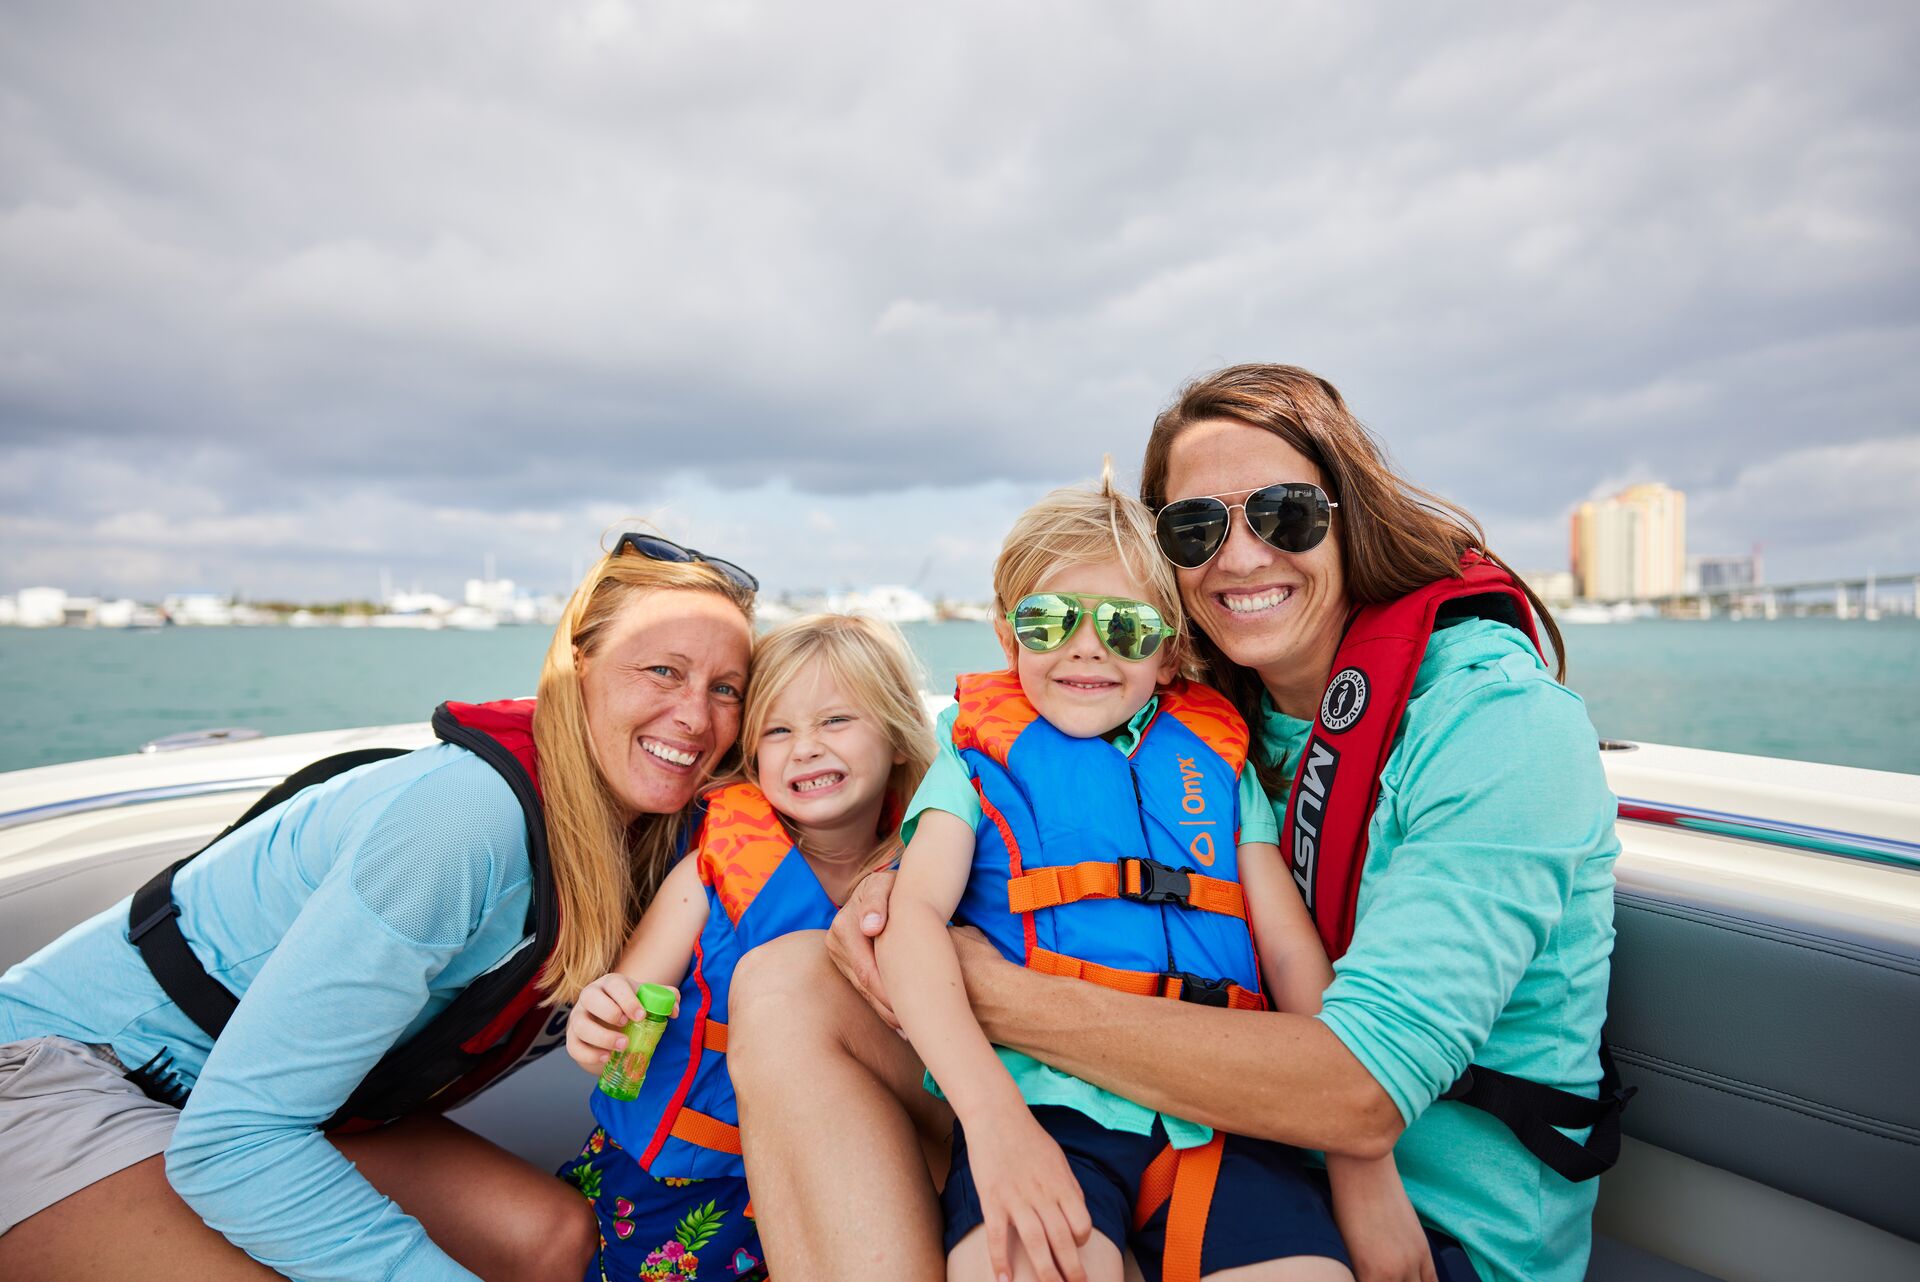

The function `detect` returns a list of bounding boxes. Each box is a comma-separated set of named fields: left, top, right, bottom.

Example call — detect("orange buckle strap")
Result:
left=1006, top=858, right=1246, bottom=919
left=668, top=1107, right=742, bottom=1155
left=1026, top=949, right=1266, bottom=1011
left=1132, top=1135, right=1225, bottom=1282
left=702, top=1019, right=728, bottom=1054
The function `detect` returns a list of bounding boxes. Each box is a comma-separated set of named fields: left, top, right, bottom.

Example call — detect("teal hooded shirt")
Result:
left=1275, top=617, right=1619, bottom=1282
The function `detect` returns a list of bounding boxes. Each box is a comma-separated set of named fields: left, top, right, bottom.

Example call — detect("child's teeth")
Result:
left=796, top=773, right=844, bottom=793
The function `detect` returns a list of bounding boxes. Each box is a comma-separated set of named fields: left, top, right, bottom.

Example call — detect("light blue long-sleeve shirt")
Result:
left=1293, top=617, right=1619, bottom=1282
left=0, top=742, right=544, bottom=1282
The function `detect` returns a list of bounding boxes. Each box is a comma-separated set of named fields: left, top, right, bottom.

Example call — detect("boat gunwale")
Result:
left=4, top=772, right=1915, bottom=875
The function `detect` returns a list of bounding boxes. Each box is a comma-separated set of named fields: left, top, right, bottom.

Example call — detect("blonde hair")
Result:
left=533, top=544, right=756, bottom=1002
left=738, top=613, right=935, bottom=877
left=993, top=457, right=1192, bottom=675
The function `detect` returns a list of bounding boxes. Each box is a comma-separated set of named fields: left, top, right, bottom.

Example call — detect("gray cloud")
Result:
left=2, top=0, right=1915, bottom=598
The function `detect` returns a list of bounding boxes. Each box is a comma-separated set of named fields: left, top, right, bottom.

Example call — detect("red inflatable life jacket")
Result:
left=128, top=699, right=562, bottom=1131
left=1281, top=554, right=1540, bottom=957
left=1267, top=554, right=1631, bottom=1183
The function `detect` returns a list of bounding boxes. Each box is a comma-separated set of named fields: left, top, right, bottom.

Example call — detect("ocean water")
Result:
left=0, top=618, right=1915, bottom=776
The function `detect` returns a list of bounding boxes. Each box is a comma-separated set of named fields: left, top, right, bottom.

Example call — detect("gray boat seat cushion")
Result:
left=1606, top=881, right=1920, bottom=1242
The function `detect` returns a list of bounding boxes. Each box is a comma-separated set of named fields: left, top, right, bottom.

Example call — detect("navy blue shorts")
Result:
left=941, top=1106, right=1351, bottom=1276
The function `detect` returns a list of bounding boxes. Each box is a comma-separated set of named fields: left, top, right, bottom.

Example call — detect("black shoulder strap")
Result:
left=320, top=704, right=555, bottom=1128
left=1440, top=1041, right=1636, bottom=1182
left=128, top=748, right=411, bottom=1041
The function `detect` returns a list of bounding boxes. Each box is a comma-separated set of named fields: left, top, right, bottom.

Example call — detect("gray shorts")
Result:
left=0, top=1037, right=180, bottom=1235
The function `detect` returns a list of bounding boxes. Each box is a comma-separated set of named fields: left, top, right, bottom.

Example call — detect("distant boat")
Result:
left=826, top=585, right=937, bottom=624
left=443, top=606, right=500, bottom=631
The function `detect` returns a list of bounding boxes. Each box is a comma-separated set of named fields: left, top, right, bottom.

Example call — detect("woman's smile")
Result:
left=638, top=736, right=700, bottom=769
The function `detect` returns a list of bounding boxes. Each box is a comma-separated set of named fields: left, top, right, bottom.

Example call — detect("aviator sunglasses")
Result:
left=1153, top=482, right=1339, bottom=570
left=1006, top=593, right=1172, bottom=662
left=615, top=532, right=760, bottom=592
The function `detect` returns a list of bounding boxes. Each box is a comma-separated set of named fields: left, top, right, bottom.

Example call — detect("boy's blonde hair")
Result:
left=992, top=458, right=1192, bottom=675
left=739, top=612, right=936, bottom=875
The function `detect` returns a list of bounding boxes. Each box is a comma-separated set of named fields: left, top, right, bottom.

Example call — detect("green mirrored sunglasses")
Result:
left=1006, top=592, right=1172, bottom=662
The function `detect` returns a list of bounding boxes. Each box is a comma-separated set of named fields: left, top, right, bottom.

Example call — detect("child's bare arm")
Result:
left=1241, top=837, right=1435, bottom=1279
left=1237, top=839, right=1334, bottom=1018
left=879, top=809, right=1093, bottom=1281
left=610, top=850, right=708, bottom=981
left=565, top=853, right=706, bottom=1073
left=876, top=809, right=1023, bottom=1123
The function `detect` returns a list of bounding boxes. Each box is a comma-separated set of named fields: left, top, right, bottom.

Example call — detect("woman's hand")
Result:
left=566, top=974, right=679, bottom=1074
left=1326, top=1153, right=1438, bottom=1282
left=825, top=869, right=900, bottom=1028
left=966, top=1108, right=1095, bottom=1282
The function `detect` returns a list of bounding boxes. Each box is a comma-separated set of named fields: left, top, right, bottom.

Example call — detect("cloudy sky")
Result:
left=2, top=0, right=1915, bottom=602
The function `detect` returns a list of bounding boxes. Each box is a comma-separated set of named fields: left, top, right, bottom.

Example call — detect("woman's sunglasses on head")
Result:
left=1006, top=593, right=1172, bottom=662
left=1153, top=481, right=1338, bottom=570
left=615, top=532, right=760, bottom=592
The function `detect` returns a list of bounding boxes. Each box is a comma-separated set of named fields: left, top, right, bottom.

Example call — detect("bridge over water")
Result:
left=1644, top=572, right=1920, bottom=619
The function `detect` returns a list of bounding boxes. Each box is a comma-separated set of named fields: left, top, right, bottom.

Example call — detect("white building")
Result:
left=164, top=593, right=235, bottom=627
left=465, top=576, right=517, bottom=615
left=61, top=597, right=103, bottom=627
left=15, top=587, right=68, bottom=628
left=1519, top=570, right=1578, bottom=609
left=385, top=590, right=452, bottom=617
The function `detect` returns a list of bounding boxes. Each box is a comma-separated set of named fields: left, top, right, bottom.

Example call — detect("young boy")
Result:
left=879, top=469, right=1412, bottom=1282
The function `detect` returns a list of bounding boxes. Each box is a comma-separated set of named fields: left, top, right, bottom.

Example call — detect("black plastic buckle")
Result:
left=128, top=897, right=181, bottom=945
left=1165, top=971, right=1233, bottom=1007
left=1120, top=857, right=1192, bottom=907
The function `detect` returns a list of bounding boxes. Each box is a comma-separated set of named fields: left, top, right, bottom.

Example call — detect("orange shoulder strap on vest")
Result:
left=696, top=781, right=796, bottom=925
left=1152, top=679, right=1252, bottom=775
left=952, top=669, right=1041, bottom=764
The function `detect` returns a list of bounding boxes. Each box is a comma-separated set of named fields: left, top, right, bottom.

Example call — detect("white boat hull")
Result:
left=3, top=717, right=1917, bottom=1281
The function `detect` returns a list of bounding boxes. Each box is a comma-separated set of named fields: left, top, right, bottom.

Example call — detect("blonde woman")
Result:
left=559, top=613, right=935, bottom=1282
left=0, top=534, right=756, bottom=1282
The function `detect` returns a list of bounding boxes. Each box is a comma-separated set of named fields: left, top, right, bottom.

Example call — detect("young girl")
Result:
left=559, top=613, right=934, bottom=1282
left=879, top=470, right=1417, bottom=1282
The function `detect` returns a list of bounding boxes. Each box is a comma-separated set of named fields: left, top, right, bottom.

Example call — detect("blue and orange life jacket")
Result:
left=951, top=671, right=1268, bottom=1282
left=592, top=780, right=839, bottom=1180
left=950, top=670, right=1266, bottom=1012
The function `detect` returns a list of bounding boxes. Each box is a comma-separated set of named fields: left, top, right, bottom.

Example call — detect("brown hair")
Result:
left=1140, top=364, right=1564, bottom=783
left=737, top=612, right=936, bottom=878
left=532, top=544, right=756, bottom=1002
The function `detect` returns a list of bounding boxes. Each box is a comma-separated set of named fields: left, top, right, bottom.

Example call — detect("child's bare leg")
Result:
left=1204, top=1257, right=1354, bottom=1281
left=730, top=930, right=952, bottom=1281
left=948, top=1224, right=1126, bottom=1282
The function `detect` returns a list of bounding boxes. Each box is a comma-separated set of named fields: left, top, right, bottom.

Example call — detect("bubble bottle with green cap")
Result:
left=596, top=982, right=679, bottom=1101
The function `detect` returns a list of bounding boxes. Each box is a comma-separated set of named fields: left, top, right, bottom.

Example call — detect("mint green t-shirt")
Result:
left=903, top=694, right=1277, bottom=1150
left=1292, top=618, right=1619, bottom=1282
